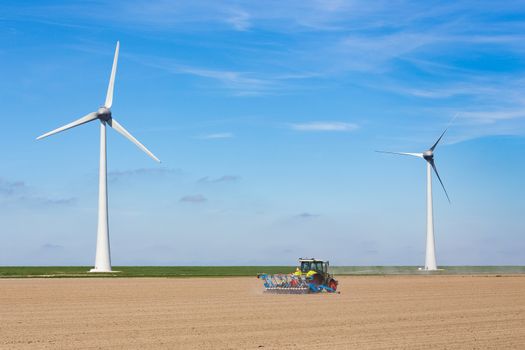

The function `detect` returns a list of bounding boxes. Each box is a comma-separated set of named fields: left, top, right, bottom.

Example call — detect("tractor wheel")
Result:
left=328, top=279, right=338, bottom=292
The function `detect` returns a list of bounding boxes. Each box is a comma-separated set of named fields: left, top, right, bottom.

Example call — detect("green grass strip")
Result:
left=0, top=266, right=523, bottom=278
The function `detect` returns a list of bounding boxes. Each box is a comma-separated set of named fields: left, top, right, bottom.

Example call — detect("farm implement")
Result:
left=257, top=258, right=338, bottom=294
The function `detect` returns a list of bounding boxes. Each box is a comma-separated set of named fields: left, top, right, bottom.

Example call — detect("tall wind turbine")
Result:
left=377, top=126, right=451, bottom=271
left=37, top=42, right=160, bottom=272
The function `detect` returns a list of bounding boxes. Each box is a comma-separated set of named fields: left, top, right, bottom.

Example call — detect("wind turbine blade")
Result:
left=36, top=112, right=98, bottom=140
left=430, top=115, right=458, bottom=151
left=108, top=118, right=161, bottom=162
left=429, top=159, right=450, bottom=203
left=375, top=151, right=423, bottom=158
left=429, top=128, right=448, bottom=151
left=104, top=41, right=120, bottom=109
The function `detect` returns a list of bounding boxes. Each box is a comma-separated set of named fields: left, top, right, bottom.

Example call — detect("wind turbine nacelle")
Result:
left=97, top=107, right=112, bottom=121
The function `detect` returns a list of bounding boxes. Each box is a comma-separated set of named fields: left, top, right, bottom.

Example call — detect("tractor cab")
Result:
left=299, top=258, right=329, bottom=274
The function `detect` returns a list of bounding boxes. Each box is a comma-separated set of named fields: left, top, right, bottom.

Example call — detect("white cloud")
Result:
left=290, top=121, right=358, bottom=132
left=180, top=67, right=270, bottom=91
left=198, top=175, right=240, bottom=183
left=126, top=54, right=279, bottom=96
left=198, top=132, right=234, bottom=139
left=226, top=9, right=251, bottom=31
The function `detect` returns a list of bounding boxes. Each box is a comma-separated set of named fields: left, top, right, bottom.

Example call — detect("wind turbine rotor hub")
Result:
left=97, top=107, right=112, bottom=121
left=423, top=150, right=433, bottom=160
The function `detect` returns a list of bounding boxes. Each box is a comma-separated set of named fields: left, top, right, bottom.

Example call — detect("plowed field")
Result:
left=1, top=276, right=524, bottom=349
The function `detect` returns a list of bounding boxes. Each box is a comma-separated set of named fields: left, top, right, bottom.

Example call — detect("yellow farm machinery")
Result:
left=258, top=258, right=338, bottom=294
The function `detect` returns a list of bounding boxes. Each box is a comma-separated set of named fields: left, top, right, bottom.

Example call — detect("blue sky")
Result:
left=0, top=1, right=524, bottom=266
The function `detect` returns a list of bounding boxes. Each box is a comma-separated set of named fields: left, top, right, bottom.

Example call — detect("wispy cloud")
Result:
left=0, top=178, right=26, bottom=196
left=30, top=197, right=77, bottom=206
left=126, top=53, right=278, bottom=96
left=296, top=212, right=320, bottom=218
left=198, top=132, right=234, bottom=139
left=0, top=178, right=76, bottom=207
left=180, top=194, right=207, bottom=203
left=179, top=66, right=273, bottom=95
left=459, top=110, right=525, bottom=124
left=198, top=175, right=240, bottom=184
left=365, top=64, right=525, bottom=142
left=226, top=9, right=251, bottom=31
left=125, top=49, right=322, bottom=96
left=9, top=0, right=525, bottom=141
left=443, top=108, right=525, bottom=144
left=290, top=121, right=359, bottom=132
left=108, top=167, right=180, bottom=182
left=41, top=243, right=64, bottom=250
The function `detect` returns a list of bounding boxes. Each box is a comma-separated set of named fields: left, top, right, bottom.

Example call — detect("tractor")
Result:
left=258, top=258, right=338, bottom=293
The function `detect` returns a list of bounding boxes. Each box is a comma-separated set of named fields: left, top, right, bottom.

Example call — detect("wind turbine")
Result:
left=36, top=41, right=160, bottom=272
left=377, top=125, right=451, bottom=271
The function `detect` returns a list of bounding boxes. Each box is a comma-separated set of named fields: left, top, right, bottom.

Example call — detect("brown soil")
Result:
left=1, top=276, right=524, bottom=349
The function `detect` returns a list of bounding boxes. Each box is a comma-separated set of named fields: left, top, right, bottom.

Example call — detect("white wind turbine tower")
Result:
left=378, top=125, right=452, bottom=271
left=37, top=42, right=160, bottom=272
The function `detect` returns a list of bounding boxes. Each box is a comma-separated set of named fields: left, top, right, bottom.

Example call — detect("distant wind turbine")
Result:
left=377, top=123, right=453, bottom=271
left=36, top=42, right=160, bottom=272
